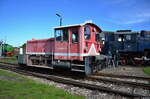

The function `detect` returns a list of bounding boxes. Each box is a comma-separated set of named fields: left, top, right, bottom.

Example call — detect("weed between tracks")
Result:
left=0, top=69, right=84, bottom=99
left=143, top=67, right=150, bottom=76
left=0, top=58, right=18, bottom=64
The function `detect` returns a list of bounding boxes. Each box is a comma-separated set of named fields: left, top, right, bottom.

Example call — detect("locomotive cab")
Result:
left=53, top=22, right=102, bottom=75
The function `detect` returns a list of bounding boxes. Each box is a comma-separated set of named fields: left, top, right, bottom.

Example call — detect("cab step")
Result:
left=71, top=69, right=85, bottom=72
left=71, top=64, right=85, bottom=67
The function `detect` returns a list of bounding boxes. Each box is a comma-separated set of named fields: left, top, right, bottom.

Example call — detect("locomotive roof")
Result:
left=54, top=24, right=81, bottom=29
left=102, top=31, right=114, bottom=33
left=142, top=31, right=150, bottom=34
left=27, top=38, right=54, bottom=42
left=114, top=31, right=139, bottom=34
left=53, top=22, right=102, bottom=32
left=102, top=31, right=139, bottom=34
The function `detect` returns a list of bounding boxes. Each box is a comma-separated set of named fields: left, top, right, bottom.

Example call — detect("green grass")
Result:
left=143, top=67, right=150, bottom=76
left=0, top=58, right=18, bottom=64
left=0, top=69, right=85, bottom=99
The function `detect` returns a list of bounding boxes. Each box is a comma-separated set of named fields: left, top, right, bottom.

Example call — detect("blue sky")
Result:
left=0, top=0, right=150, bottom=47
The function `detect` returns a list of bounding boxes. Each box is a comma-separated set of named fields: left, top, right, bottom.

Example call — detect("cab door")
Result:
left=54, top=28, right=69, bottom=60
left=69, top=27, right=80, bottom=60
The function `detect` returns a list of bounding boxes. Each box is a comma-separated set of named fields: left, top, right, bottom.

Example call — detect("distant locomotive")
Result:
left=17, top=22, right=106, bottom=75
left=1, top=44, right=14, bottom=56
left=102, top=30, right=150, bottom=65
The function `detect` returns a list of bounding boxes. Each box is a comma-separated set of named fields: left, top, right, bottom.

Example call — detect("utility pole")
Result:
left=0, top=40, right=3, bottom=56
left=56, top=13, right=62, bottom=26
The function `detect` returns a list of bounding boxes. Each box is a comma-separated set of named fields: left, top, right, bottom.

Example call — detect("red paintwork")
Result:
left=26, top=23, right=102, bottom=61
left=26, top=38, right=54, bottom=54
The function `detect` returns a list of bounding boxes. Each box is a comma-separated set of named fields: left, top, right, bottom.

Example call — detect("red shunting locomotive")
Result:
left=18, top=22, right=104, bottom=75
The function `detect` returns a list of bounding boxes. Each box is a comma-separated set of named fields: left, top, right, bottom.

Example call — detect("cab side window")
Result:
left=84, top=26, right=90, bottom=40
left=72, top=28, right=78, bottom=43
left=125, top=35, right=132, bottom=41
left=96, top=32, right=100, bottom=42
left=55, top=30, right=62, bottom=41
left=63, top=29, right=68, bottom=41
left=55, top=29, right=68, bottom=41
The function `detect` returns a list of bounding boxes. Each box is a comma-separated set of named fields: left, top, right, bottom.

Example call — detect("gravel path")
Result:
left=98, top=66, right=149, bottom=77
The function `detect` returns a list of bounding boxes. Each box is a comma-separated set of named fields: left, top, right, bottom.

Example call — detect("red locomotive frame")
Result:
left=18, top=22, right=103, bottom=75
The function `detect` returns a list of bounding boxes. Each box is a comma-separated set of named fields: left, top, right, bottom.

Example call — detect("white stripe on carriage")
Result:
left=26, top=52, right=99, bottom=56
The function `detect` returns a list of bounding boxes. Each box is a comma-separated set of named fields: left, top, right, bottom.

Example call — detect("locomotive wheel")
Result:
left=133, top=60, right=144, bottom=66
left=120, top=58, right=126, bottom=65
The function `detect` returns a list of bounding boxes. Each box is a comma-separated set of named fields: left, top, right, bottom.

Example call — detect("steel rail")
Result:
left=0, top=62, right=18, bottom=66
left=0, top=64, right=149, bottom=98
left=87, top=76, right=150, bottom=90
left=94, top=73, right=150, bottom=81
left=1, top=62, right=150, bottom=81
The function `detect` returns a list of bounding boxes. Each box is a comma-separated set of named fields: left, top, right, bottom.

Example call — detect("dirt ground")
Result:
left=98, top=65, right=149, bottom=77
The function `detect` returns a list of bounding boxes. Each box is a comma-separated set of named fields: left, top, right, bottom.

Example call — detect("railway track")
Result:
left=0, top=62, right=17, bottom=65
left=93, top=72, right=150, bottom=81
left=1, top=62, right=150, bottom=81
left=0, top=57, right=16, bottom=60
left=0, top=62, right=150, bottom=98
left=87, top=75, right=150, bottom=90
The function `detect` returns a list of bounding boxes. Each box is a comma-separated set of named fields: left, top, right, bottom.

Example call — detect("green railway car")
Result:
left=2, top=44, right=14, bottom=56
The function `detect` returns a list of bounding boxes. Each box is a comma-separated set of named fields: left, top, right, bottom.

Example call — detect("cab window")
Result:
left=72, top=28, right=78, bottom=43
left=125, top=35, right=132, bottom=41
left=118, top=34, right=124, bottom=42
left=96, top=32, right=100, bottom=42
left=84, top=26, right=90, bottom=40
left=55, top=29, right=68, bottom=41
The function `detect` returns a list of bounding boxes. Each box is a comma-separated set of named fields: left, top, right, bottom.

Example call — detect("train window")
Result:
left=111, top=34, right=115, bottom=41
left=55, top=30, right=62, bottom=41
left=55, top=29, right=68, bottom=41
left=145, top=33, right=150, bottom=38
left=84, top=26, right=90, bottom=40
left=118, top=38, right=122, bottom=42
left=118, top=35, right=124, bottom=42
left=72, top=29, right=78, bottom=43
left=96, top=32, right=100, bottom=42
left=126, top=35, right=131, bottom=41
left=63, top=29, right=68, bottom=41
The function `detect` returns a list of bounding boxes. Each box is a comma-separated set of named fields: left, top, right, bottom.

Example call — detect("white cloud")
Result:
left=105, top=0, right=136, bottom=6
left=99, top=0, right=127, bottom=6
left=111, top=0, right=126, bottom=4
left=122, top=18, right=149, bottom=24
left=108, top=18, right=149, bottom=25
left=121, top=12, right=150, bottom=24
left=137, top=13, right=150, bottom=17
